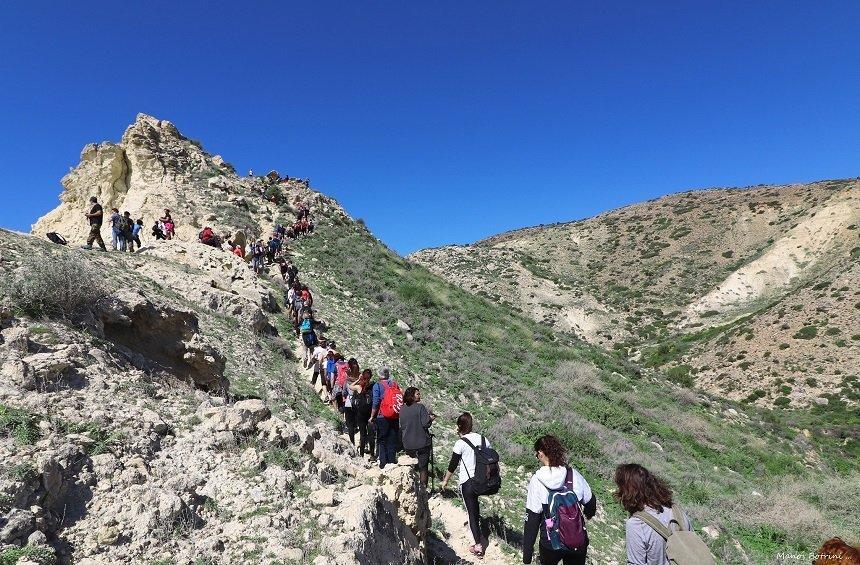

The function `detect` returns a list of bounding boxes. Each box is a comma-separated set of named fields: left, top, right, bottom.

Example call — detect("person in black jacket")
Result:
left=522, top=435, right=597, bottom=565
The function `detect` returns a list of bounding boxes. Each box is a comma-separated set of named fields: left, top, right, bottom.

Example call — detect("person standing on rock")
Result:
left=131, top=219, right=144, bottom=251
left=109, top=207, right=123, bottom=250
left=522, top=435, right=596, bottom=565
left=370, top=367, right=401, bottom=469
left=399, top=387, right=435, bottom=490
left=440, top=412, right=489, bottom=559
left=82, top=196, right=107, bottom=251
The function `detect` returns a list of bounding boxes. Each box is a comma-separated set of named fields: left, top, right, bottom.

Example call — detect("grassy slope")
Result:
left=283, top=204, right=858, bottom=563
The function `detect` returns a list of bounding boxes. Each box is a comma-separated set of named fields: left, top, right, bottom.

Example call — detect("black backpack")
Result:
left=461, top=436, right=502, bottom=495
left=352, top=386, right=372, bottom=413
left=46, top=232, right=67, bottom=245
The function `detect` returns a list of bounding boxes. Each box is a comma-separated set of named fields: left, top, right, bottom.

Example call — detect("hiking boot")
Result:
left=81, top=244, right=92, bottom=250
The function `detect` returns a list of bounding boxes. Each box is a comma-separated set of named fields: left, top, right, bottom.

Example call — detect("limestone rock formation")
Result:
left=33, top=114, right=246, bottom=243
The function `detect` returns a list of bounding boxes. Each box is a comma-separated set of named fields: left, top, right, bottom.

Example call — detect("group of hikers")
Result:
left=76, top=195, right=857, bottom=565
left=80, top=197, right=175, bottom=252
left=279, top=213, right=717, bottom=565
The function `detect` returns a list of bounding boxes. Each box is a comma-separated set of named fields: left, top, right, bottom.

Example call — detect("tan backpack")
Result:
left=633, top=505, right=715, bottom=565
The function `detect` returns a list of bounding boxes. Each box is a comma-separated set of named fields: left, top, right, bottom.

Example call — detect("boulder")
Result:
left=0, top=508, right=37, bottom=544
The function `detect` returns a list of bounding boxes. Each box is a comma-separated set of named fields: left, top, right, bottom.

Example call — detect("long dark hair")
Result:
left=534, top=435, right=566, bottom=467
left=613, top=463, right=673, bottom=514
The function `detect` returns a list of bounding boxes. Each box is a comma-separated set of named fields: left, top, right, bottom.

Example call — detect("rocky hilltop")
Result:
left=1, top=115, right=857, bottom=564
left=410, top=181, right=860, bottom=407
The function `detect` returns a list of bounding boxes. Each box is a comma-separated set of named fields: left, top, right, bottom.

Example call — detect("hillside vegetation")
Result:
left=410, top=181, right=860, bottom=409
left=1, top=114, right=857, bottom=564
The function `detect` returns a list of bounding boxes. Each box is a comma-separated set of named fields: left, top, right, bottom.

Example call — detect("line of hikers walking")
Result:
left=281, top=215, right=716, bottom=565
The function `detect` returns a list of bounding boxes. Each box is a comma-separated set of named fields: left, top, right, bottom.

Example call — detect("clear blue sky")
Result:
left=1, top=2, right=858, bottom=254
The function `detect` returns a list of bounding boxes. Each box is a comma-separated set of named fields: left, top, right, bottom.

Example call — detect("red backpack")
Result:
left=335, top=361, right=349, bottom=388
left=379, top=379, right=403, bottom=419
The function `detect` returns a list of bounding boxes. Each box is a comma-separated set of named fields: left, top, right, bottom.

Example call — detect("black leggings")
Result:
left=460, top=480, right=481, bottom=545
left=357, top=409, right=373, bottom=455
left=539, top=545, right=586, bottom=565
left=344, top=407, right=357, bottom=445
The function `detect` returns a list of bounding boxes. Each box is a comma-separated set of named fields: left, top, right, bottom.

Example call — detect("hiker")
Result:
left=152, top=221, right=166, bottom=240
left=199, top=226, right=221, bottom=247
left=342, top=358, right=362, bottom=445
left=324, top=349, right=338, bottom=401
left=280, top=260, right=298, bottom=286
left=121, top=211, right=135, bottom=252
left=82, top=196, right=107, bottom=251
left=350, top=369, right=375, bottom=459
left=333, top=355, right=350, bottom=410
left=309, top=338, right=327, bottom=386
left=370, top=367, right=401, bottom=469
left=299, top=312, right=318, bottom=365
left=614, top=463, right=701, bottom=565
left=440, top=412, right=491, bottom=559
left=399, top=387, right=434, bottom=489
left=523, top=435, right=597, bottom=565
left=159, top=209, right=174, bottom=239
left=232, top=242, right=244, bottom=258
left=131, top=219, right=143, bottom=250
left=109, top=208, right=124, bottom=250
left=251, top=240, right=266, bottom=274
left=300, top=285, right=313, bottom=309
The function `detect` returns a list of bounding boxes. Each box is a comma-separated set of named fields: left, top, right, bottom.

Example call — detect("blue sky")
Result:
left=1, top=1, right=858, bottom=254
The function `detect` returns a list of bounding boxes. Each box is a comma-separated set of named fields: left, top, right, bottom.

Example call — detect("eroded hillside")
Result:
left=410, top=181, right=860, bottom=407
left=0, top=115, right=857, bottom=564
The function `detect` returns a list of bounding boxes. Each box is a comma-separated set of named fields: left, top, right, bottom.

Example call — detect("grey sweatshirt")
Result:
left=625, top=505, right=692, bottom=565
left=398, top=403, right=431, bottom=450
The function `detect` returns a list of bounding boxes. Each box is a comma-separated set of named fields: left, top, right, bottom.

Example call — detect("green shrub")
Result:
left=666, top=364, right=694, bottom=387
left=774, top=396, right=791, bottom=407
left=721, top=250, right=734, bottom=258
left=0, top=546, right=56, bottom=565
left=778, top=343, right=790, bottom=350
left=9, top=250, right=109, bottom=320
left=0, top=404, right=40, bottom=444
left=805, top=378, right=817, bottom=387
left=793, top=326, right=818, bottom=340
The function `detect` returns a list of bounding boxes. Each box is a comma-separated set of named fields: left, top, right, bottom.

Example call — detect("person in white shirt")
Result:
left=440, top=412, right=489, bottom=559
left=310, top=339, right=328, bottom=389
left=522, top=435, right=597, bottom=565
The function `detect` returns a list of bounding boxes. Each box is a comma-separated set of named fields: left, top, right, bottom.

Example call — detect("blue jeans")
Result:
left=375, top=417, right=398, bottom=468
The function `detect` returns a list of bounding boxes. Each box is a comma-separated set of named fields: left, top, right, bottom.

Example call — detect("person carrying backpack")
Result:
left=523, top=435, right=597, bottom=565
left=399, top=387, right=435, bottom=489
left=614, top=463, right=714, bottom=565
left=440, top=412, right=500, bottom=559
left=342, top=358, right=361, bottom=444
left=350, top=369, right=375, bottom=459
left=299, top=313, right=317, bottom=365
left=370, top=367, right=402, bottom=469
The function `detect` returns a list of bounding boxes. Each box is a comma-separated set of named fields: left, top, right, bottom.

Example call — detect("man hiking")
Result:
left=82, top=196, right=107, bottom=251
left=370, top=367, right=402, bottom=469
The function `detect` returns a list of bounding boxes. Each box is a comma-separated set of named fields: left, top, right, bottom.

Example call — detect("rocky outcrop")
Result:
left=32, top=114, right=249, bottom=243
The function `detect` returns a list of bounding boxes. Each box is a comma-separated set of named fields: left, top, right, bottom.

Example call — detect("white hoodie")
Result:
left=525, top=465, right=593, bottom=513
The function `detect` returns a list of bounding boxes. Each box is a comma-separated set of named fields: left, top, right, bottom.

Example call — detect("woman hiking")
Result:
left=440, top=412, right=489, bottom=559
left=614, top=463, right=693, bottom=565
left=399, top=387, right=434, bottom=489
left=522, top=435, right=597, bottom=565
left=350, top=369, right=375, bottom=459
left=342, top=358, right=361, bottom=445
